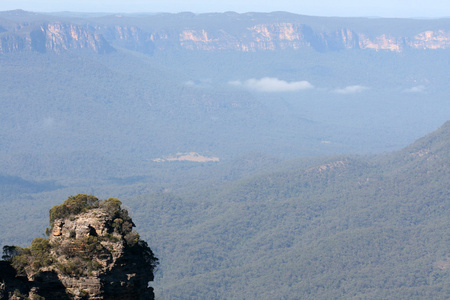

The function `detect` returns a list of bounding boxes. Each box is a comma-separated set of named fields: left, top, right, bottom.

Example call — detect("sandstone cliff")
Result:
left=1, top=10, right=450, bottom=55
left=114, top=22, right=450, bottom=53
left=0, top=10, right=114, bottom=54
left=0, top=194, right=158, bottom=299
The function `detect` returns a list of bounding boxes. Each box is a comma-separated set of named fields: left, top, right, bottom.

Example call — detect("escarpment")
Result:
left=1, top=10, right=450, bottom=54
left=0, top=194, right=158, bottom=299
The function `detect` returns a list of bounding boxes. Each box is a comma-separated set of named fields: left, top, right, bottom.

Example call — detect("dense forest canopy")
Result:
left=0, top=10, right=449, bottom=299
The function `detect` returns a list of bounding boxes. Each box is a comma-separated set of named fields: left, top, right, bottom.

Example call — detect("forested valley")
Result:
left=0, top=10, right=449, bottom=299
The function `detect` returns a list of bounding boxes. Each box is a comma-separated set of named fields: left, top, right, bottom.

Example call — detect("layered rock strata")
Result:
left=1, top=11, right=450, bottom=54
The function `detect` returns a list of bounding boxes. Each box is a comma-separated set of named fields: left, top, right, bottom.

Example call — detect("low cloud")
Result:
left=229, top=77, right=314, bottom=92
left=183, top=79, right=212, bottom=88
left=403, top=85, right=426, bottom=93
left=333, top=85, right=369, bottom=94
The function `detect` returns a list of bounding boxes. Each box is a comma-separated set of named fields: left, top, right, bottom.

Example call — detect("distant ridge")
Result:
left=0, top=11, right=450, bottom=54
left=403, top=120, right=450, bottom=154
left=382, top=120, right=450, bottom=171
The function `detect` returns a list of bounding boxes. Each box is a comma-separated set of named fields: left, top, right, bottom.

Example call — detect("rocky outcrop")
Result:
left=0, top=194, right=158, bottom=299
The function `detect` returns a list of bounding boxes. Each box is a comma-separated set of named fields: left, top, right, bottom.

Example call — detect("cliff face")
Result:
left=91, top=13, right=450, bottom=53
left=152, top=24, right=450, bottom=52
left=0, top=21, right=114, bottom=54
left=1, top=11, right=449, bottom=55
left=94, top=21, right=450, bottom=53
left=0, top=195, right=158, bottom=300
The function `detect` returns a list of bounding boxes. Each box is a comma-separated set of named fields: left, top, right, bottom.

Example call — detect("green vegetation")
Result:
left=126, top=121, right=449, bottom=299
left=7, top=247, right=29, bottom=276
left=100, top=197, right=135, bottom=237
left=0, top=10, right=450, bottom=300
left=57, top=236, right=104, bottom=260
left=47, top=195, right=134, bottom=238
left=29, top=238, right=52, bottom=270
left=55, top=236, right=105, bottom=277
left=1, top=125, right=449, bottom=298
left=6, top=238, right=53, bottom=275
left=49, top=194, right=99, bottom=227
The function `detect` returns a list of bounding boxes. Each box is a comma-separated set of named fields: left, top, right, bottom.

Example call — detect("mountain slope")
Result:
left=131, top=121, right=450, bottom=299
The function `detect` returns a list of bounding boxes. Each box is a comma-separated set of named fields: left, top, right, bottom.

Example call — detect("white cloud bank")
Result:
left=229, top=77, right=314, bottom=92
left=403, top=85, right=426, bottom=93
left=333, top=85, right=369, bottom=94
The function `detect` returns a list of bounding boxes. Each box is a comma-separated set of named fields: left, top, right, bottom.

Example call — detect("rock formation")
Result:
left=1, top=10, right=450, bottom=54
left=0, top=194, right=158, bottom=299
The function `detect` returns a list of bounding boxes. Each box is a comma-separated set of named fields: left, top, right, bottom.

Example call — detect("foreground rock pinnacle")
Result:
left=0, top=194, right=158, bottom=299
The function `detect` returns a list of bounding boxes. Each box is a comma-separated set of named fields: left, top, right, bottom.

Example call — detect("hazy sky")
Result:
left=0, top=0, right=449, bottom=18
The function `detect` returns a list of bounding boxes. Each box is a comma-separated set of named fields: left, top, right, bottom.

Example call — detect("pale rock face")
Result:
left=44, top=208, right=155, bottom=299
left=358, top=34, right=403, bottom=52
left=411, top=30, right=450, bottom=49
left=155, top=25, right=450, bottom=52
left=2, top=16, right=450, bottom=54
left=0, top=22, right=114, bottom=54
left=43, top=23, right=113, bottom=53
left=50, top=209, right=112, bottom=240
left=180, top=29, right=212, bottom=43
left=52, top=220, right=63, bottom=237
left=127, top=21, right=450, bottom=52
